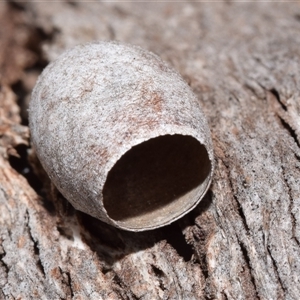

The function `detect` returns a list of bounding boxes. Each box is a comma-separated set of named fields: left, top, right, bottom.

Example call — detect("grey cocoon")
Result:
left=29, top=41, right=214, bottom=231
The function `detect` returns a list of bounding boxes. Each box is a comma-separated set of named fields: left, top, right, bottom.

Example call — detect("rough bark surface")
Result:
left=0, top=2, right=300, bottom=299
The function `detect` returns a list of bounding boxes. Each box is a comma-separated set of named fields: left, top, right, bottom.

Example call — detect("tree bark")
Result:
left=1, top=2, right=300, bottom=299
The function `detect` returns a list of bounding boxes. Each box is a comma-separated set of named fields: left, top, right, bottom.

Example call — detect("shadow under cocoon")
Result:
left=103, top=134, right=211, bottom=230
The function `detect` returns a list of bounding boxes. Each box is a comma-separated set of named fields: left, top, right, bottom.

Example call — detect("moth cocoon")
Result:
left=29, top=41, right=214, bottom=231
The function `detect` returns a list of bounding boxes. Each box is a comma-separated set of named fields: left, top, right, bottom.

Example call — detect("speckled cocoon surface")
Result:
left=29, top=41, right=214, bottom=231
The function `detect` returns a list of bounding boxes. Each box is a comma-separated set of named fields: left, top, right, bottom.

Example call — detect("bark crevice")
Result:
left=1, top=2, right=300, bottom=298
left=281, top=165, right=300, bottom=247
left=26, top=210, right=46, bottom=277
left=266, top=246, right=285, bottom=294
left=238, top=240, right=259, bottom=299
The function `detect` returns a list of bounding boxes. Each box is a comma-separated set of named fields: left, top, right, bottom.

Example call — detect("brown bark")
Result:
left=0, top=2, right=300, bottom=299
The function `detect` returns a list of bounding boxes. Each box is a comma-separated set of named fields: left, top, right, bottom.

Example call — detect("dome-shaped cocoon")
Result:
left=29, top=41, right=214, bottom=231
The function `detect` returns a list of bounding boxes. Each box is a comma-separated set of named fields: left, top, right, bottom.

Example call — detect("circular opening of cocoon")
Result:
left=103, top=134, right=211, bottom=230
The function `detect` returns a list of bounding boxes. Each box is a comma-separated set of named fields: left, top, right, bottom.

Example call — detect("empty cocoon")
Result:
left=29, top=41, right=214, bottom=231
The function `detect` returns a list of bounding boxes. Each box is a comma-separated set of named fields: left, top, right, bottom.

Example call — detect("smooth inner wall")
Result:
left=103, top=134, right=211, bottom=230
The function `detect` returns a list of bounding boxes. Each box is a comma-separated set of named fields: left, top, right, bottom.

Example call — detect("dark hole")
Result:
left=103, top=134, right=211, bottom=230
left=57, top=226, right=74, bottom=241
left=8, top=1, right=27, bottom=11
left=66, top=0, right=79, bottom=7
left=11, top=80, right=28, bottom=125
left=295, top=14, right=300, bottom=22
left=162, top=223, right=194, bottom=261
left=8, top=144, right=43, bottom=193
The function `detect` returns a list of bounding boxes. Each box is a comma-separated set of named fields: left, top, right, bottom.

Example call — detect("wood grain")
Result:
left=0, top=2, right=299, bottom=299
